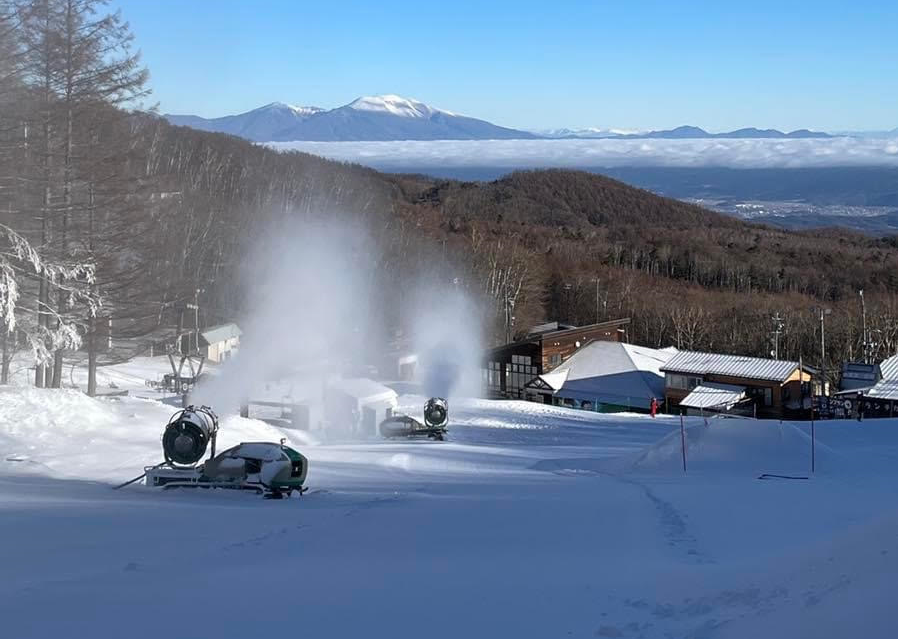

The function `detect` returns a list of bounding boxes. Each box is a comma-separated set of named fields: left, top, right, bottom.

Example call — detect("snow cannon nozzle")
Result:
left=161, top=405, right=219, bottom=466
left=424, top=397, right=448, bottom=429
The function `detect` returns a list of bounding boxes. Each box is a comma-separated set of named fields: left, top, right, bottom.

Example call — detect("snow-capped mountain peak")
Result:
left=347, top=94, right=454, bottom=118
left=287, top=104, right=325, bottom=117
left=260, top=102, right=324, bottom=117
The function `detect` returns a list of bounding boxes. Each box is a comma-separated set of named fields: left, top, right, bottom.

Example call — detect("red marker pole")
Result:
left=680, top=410, right=687, bottom=473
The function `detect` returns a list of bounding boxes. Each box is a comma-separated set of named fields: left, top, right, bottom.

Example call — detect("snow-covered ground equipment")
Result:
left=378, top=397, right=449, bottom=440
left=119, top=405, right=308, bottom=498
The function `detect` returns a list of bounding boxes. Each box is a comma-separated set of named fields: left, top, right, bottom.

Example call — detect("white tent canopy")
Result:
left=526, top=342, right=674, bottom=410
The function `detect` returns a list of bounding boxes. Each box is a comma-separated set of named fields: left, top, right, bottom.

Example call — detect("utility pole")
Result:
left=194, top=288, right=200, bottom=352
left=813, top=307, right=831, bottom=385
left=504, top=291, right=510, bottom=345
left=860, top=289, right=868, bottom=363
left=771, top=313, right=785, bottom=360
left=503, top=281, right=514, bottom=344
left=563, top=282, right=573, bottom=323
left=594, top=277, right=600, bottom=324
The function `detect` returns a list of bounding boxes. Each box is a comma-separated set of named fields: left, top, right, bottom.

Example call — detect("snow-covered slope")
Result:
left=165, top=95, right=537, bottom=142
left=2, top=388, right=897, bottom=638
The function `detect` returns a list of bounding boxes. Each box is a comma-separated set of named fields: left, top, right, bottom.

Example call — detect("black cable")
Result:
left=113, top=461, right=168, bottom=490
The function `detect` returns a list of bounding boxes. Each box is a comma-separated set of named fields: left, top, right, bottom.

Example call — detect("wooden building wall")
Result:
left=539, top=320, right=629, bottom=372
left=664, top=368, right=815, bottom=419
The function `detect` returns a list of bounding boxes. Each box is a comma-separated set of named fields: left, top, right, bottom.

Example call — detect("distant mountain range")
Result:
left=539, top=125, right=831, bottom=139
left=165, top=94, right=882, bottom=142
left=165, top=95, right=537, bottom=142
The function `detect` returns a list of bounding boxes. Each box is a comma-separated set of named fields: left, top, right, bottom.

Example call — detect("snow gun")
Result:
left=115, top=405, right=308, bottom=499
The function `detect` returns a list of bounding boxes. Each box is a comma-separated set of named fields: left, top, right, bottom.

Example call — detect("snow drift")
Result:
left=633, top=416, right=832, bottom=475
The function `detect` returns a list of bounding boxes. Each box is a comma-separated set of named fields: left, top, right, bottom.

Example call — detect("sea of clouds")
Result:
left=269, top=137, right=898, bottom=170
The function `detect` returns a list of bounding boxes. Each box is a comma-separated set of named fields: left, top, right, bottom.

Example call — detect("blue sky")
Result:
left=111, top=0, right=898, bottom=132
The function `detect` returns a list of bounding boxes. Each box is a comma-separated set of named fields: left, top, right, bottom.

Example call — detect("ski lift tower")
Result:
left=164, top=294, right=206, bottom=404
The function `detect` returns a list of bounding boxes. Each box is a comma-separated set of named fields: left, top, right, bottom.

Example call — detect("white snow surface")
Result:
left=348, top=94, right=455, bottom=118
left=283, top=103, right=324, bottom=117
left=2, top=384, right=897, bottom=638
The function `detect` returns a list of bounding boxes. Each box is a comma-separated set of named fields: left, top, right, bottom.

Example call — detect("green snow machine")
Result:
left=139, top=405, right=309, bottom=499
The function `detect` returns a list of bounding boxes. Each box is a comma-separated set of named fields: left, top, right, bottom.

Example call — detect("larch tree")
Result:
left=18, top=0, right=148, bottom=392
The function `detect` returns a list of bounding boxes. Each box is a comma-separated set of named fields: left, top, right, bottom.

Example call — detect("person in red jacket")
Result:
left=650, top=397, right=658, bottom=418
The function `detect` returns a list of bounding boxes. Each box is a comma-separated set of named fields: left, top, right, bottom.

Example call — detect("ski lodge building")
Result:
left=661, top=350, right=816, bottom=419
left=482, top=318, right=631, bottom=399
left=199, top=323, right=241, bottom=363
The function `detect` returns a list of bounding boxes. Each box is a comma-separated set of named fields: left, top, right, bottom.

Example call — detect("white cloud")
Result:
left=268, top=137, right=898, bottom=170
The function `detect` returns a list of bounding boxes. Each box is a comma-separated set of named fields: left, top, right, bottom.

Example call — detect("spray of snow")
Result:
left=410, top=282, right=483, bottom=401
left=192, top=217, right=375, bottom=415
left=192, top=214, right=485, bottom=423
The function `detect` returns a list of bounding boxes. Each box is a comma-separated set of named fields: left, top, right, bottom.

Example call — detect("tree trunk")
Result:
left=1, top=328, right=10, bottom=385
left=52, top=5, right=75, bottom=390
left=87, top=316, right=96, bottom=396
left=51, top=334, right=64, bottom=387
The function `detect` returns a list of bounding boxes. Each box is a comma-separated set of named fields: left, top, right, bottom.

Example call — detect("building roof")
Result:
left=864, top=354, right=898, bottom=400
left=527, top=321, right=576, bottom=336
left=200, top=323, right=242, bottom=345
left=536, top=318, right=631, bottom=342
left=877, top=354, right=898, bottom=381
left=661, top=350, right=804, bottom=383
left=680, top=383, right=747, bottom=409
left=484, top=317, right=632, bottom=360
left=526, top=341, right=673, bottom=409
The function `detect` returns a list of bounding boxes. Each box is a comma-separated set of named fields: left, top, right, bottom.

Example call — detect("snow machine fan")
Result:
left=424, top=397, right=448, bottom=429
left=162, top=406, right=219, bottom=466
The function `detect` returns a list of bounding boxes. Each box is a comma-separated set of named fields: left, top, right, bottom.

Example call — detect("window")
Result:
left=746, top=386, right=773, bottom=407
left=549, top=353, right=562, bottom=367
left=666, top=373, right=702, bottom=390
left=484, top=361, right=503, bottom=392
left=505, top=360, right=539, bottom=398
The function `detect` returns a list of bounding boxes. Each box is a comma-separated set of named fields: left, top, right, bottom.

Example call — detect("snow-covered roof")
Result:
left=864, top=355, right=898, bottom=400
left=877, top=354, right=898, bottom=381
left=662, top=350, right=802, bottom=383
left=680, top=383, right=747, bottom=410
left=537, top=369, right=570, bottom=391
left=527, top=341, right=674, bottom=408
left=200, top=323, right=242, bottom=345
left=328, top=378, right=398, bottom=403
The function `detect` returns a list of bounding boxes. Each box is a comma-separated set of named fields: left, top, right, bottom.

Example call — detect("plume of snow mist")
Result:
left=192, top=216, right=376, bottom=415
left=411, top=283, right=483, bottom=400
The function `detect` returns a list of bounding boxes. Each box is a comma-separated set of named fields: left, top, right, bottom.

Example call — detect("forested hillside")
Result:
left=2, top=0, right=897, bottom=394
